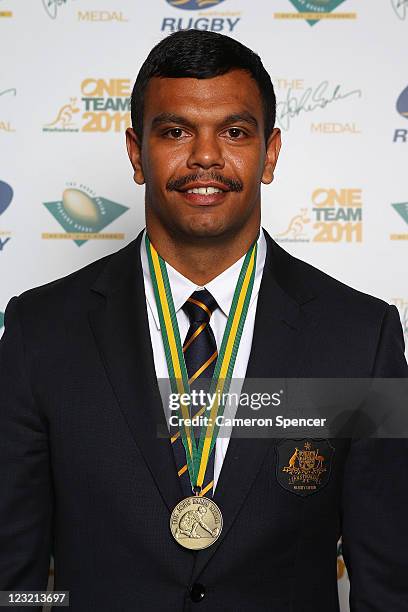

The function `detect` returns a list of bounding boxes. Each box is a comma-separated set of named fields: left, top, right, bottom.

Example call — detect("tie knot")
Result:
left=182, top=289, right=218, bottom=323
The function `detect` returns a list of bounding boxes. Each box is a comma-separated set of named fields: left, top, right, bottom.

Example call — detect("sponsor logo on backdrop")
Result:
left=274, top=0, right=356, bottom=26
left=0, top=0, right=12, bottom=19
left=391, top=0, right=408, bottom=20
left=42, top=182, right=129, bottom=246
left=167, top=0, right=227, bottom=8
left=0, top=180, right=13, bottom=252
left=274, top=78, right=362, bottom=133
left=0, top=87, right=16, bottom=132
left=393, top=86, right=408, bottom=143
left=42, top=0, right=127, bottom=22
left=0, top=312, right=4, bottom=330
left=43, top=79, right=131, bottom=133
left=275, top=188, right=363, bottom=243
left=390, top=202, right=408, bottom=240
left=44, top=98, right=80, bottom=133
left=391, top=299, right=408, bottom=349
left=162, top=0, right=241, bottom=33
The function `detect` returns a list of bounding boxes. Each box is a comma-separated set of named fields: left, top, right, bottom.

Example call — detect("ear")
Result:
left=261, top=128, right=281, bottom=185
left=125, top=127, right=145, bottom=185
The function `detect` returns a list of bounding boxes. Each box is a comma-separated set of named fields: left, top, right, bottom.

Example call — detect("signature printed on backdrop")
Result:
left=391, top=0, right=408, bottom=20
left=42, top=0, right=75, bottom=19
left=275, top=81, right=362, bottom=131
left=0, top=89, right=16, bottom=99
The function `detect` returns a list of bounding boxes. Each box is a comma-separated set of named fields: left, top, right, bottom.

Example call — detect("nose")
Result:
left=186, top=129, right=225, bottom=171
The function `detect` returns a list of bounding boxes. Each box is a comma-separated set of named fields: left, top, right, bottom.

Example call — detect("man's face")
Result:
left=126, top=69, right=281, bottom=241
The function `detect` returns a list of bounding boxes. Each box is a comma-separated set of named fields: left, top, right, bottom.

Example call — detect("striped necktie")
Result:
left=170, top=289, right=218, bottom=498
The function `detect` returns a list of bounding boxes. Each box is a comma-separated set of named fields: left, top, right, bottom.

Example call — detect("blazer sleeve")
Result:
left=341, top=305, right=408, bottom=612
left=0, top=296, right=53, bottom=604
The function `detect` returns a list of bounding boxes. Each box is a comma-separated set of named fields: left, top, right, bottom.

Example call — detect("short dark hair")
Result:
left=131, top=29, right=276, bottom=142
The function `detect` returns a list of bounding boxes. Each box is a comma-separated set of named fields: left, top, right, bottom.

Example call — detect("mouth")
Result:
left=177, top=183, right=229, bottom=206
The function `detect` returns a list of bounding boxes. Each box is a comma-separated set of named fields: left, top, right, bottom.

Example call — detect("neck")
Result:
left=146, top=223, right=261, bottom=286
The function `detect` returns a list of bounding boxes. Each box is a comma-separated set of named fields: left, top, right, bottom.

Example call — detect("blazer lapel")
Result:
left=191, top=229, right=319, bottom=580
left=88, top=230, right=182, bottom=513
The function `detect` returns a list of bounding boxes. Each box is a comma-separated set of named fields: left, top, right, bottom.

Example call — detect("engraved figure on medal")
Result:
left=175, top=506, right=218, bottom=540
left=170, top=497, right=223, bottom=550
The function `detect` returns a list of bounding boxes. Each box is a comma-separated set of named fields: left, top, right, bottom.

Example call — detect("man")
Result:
left=0, top=30, right=407, bottom=612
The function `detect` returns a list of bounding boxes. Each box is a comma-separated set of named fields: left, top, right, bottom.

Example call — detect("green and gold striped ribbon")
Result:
left=146, top=233, right=257, bottom=492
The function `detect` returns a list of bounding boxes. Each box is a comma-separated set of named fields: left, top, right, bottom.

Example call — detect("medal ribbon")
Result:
left=146, top=233, right=257, bottom=491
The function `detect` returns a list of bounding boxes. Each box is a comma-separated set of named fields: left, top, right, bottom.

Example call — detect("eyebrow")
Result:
left=151, top=111, right=259, bottom=130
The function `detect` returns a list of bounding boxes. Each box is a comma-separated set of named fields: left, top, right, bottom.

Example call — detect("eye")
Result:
left=164, top=127, right=189, bottom=139
left=224, top=127, right=247, bottom=139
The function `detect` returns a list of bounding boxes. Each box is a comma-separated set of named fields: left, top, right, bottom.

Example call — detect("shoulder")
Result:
left=6, top=237, right=140, bottom=322
left=264, top=236, right=407, bottom=375
left=267, top=234, right=390, bottom=319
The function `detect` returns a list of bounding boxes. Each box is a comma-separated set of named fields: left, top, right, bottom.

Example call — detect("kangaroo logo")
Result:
left=45, top=98, right=80, bottom=129
left=276, top=208, right=310, bottom=239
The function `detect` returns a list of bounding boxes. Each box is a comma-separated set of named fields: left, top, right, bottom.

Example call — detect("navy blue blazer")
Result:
left=0, top=228, right=407, bottom=611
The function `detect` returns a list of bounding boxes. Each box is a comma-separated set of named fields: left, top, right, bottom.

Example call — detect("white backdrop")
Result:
left=1, top=0, right=408, bottom=608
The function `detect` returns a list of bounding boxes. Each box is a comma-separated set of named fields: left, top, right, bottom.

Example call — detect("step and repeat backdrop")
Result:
left=1, top=0, right=407, bottom=608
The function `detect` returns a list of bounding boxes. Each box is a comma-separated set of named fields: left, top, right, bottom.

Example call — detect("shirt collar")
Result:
left=141, top=227, right=267, bottom=330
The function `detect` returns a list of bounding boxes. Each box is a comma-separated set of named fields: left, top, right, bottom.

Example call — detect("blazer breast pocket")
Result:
left=275, top=438, right=335, bottom=497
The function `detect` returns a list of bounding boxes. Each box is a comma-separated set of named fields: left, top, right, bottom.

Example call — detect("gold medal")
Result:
left=170, top=496, right=223, bottom=550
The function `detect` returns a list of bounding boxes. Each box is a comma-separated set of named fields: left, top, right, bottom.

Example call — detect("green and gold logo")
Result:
left=392, top=202, right=408, bottom=224
left=390, top=202, right=408, bottom=241
left=42, top=183, right=129, bottom=246
left=275, top=0, right=356, bottom=26
left=0, top=311, right=4, bottom=330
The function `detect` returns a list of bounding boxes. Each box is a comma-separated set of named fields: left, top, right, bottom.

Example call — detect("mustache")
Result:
left=166, top=172, right=243, bottom=193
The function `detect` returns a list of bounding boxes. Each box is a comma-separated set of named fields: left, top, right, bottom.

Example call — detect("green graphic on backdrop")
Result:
left=287, top=0, right=348, bottom=26
left=43, top=186, right=129, bottom=246
left=0, top=312, right=4, bottom=330
left=392, top=202, right=408, bottom=225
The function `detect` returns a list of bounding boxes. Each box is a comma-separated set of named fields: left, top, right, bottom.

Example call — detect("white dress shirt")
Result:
left=140, top=227, right=267, bottom=491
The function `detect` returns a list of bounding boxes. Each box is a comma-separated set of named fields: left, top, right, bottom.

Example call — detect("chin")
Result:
left=181, top=216, right=230, bottom=239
